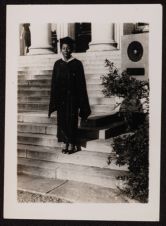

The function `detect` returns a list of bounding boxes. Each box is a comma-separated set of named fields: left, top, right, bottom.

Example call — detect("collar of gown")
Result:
left=61, top=55, right=75, bottom=63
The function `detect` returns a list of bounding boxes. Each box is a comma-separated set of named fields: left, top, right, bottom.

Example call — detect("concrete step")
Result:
left=18, top=51, right=120, bottom=64
left=18, top=69, right=52, bottom=76
left=18, top=77, right=103, bottom=86
left=18, top=102, right=49, bottom=111
left=18, top=102, right=115, bottom=114
left=17, top=122, right=97, bottom=139
left=18, top=132, right=92, bottom=148
left=18, top=84, right=103, bottom=92
left=18, top=58, right=120, bottom=67
left=18, top=132, right=59, bottom=148
left=17, top=111, right=121, bottom=127
left=18, top=96, right=50, bottom=103
left=18, top=122, right=57, bottom=135
left=84, top=138, right=114, bottom=153
left=18, top=115, right=126, bottom=139
left=18, top=136, right=114, bottom=153
left=17, top=111, right=116, bottom=125
left=18, top=96, right=115, bottom=106
left=18, top=87, right=51, bottom=97
left=18, top=157, right=127, bottom=189
left=18, top=73, right=105, bottom=81
left=18, top=88, right=105, bottom=98
left=17, top=132, right=115, bottom=153
left=18, top=64, right=110, bottom=71
left=18, top=112, right=57, bottom=124
left=18, top=57, right=120, bottom=68
left=18, top=68, right=109, bottom=76
left=17, top=143, right=126, bottom=170
left=18, top=174, right=128, bottom=203
left=18, top=133, right=113, bottom=154
left=18, top=83, right=103, bottom=90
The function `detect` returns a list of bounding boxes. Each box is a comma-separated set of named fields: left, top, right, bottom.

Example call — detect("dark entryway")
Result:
left=75, top=23, right=91, bottom=52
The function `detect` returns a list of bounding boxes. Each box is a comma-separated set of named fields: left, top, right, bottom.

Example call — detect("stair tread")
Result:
left=18, top=157, right=128, bottom=174
left=18, top=122, right=55, bottom=127
left=18, top=143, right=115, bottom=158
left=18, top=146, right=128, bottom=171
left=17, top=131, right=114, bottom=145
left=18, top=143, right=115, bottom=156
left=18, top=136, right=114, bottom=153
left=18, top=143, right=60, bottom=153
left=18, top=132, right=56, bottom=139
left=18, top=111, right=117, bottom=117
left=18, top=85, right=103, bottom=89
left=18, top=120, right=124, bottom=130
left=18, top=144, right=126, bottom=170
left=18, top=87, right=50, bottom=91
left=18, top=102, right=114, bottom=107
left=17, top=174, right=128, bottom=203
left=17, top=111, right=117, bottom=123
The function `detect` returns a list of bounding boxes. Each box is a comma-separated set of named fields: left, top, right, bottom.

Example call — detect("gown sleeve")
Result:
left=78, top=61, right=91, bottom=120
left=48, top=62, right=57, bottom=117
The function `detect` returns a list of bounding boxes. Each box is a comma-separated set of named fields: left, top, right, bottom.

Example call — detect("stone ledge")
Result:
left=17, top=174, right=129, bottom=203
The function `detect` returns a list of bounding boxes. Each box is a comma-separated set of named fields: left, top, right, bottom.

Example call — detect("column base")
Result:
left=88, top=42, right=117, bottom=52
left=29, top=47, right=54, bottom=55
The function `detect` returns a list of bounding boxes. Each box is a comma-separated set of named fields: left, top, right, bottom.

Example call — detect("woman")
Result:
left=48, top=37, right=91, bottom=154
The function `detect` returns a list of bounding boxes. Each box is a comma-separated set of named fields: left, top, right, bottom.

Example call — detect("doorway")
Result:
left=75, top=23, right=91, bottom=52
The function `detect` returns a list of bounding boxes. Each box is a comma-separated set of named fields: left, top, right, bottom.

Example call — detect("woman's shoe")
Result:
left=62, top=143, right=69, bottom=154
left=62, top=148, right=68, bottom=154
left=76, top=145, right=81, bottom=152
left=68, top=144, right=76, bottom=154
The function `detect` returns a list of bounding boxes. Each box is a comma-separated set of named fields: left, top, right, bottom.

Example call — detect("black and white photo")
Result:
left=4, top=4, right=162, bottom=221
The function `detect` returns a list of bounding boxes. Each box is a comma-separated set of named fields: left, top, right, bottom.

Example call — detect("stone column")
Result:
left=56, top=23, right=68, bottom=53
left=68, top=23, right=75, bottom=40
left=114, top=23, right=124, bottom=49
left=29, top=23, right=54, bottom=55
left=88, top=23, right=117, bottom=51
left=56, top=23, right=75, bottom=53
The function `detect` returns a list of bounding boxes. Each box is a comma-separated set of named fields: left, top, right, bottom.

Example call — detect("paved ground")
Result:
left=17, top=174, right=138, bottom=203
left=18, top=190, right=69, bottom=203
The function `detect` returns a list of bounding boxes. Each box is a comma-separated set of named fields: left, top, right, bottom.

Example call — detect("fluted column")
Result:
left=88, top=23, right=117, bottom=51
left=29, top=23, right=54, bottom=55
left=56, top=23, right=75, bottom=53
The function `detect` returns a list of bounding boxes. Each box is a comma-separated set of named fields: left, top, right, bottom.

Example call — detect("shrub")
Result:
left=113, top=117, right=149, bottom=202
left=101, top=59, right=149, bottom=100
left=101, top=59, right=149, bottom=202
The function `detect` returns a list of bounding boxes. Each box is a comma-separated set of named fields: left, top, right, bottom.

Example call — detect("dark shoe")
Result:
left=62, top=143, right=69, bottom=154
left=76, top=146, right=81, bottom=152
left=62, top=148, right=68, bottom=154
left=68, top=144, right=76, bottom=154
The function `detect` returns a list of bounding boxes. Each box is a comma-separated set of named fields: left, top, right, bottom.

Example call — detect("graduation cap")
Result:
left=60, top=36, right=75, bottom=50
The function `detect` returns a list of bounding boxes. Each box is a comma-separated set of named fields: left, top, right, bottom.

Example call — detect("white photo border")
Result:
left=4, top=4, right=162, bottom=221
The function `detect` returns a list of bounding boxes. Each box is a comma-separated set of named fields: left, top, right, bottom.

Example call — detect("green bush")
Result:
left=113, top=117, right=149, bottom=202
left=101, top=59, right=149, bottom=202
left=101, top=59, right=149, bottom=100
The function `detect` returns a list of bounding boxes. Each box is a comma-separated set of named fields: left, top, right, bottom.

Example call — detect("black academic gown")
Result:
left=48, top=58, right=91, bottom=144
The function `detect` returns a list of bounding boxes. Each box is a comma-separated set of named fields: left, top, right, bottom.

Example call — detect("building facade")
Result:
left=19, top=22, right=149, bottom=56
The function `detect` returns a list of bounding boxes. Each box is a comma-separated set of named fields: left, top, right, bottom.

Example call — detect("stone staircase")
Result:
left=17, top=51, right=129, bottom=201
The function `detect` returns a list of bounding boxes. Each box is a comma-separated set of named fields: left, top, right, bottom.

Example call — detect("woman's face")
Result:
left=61, top=43, right=72, bottom=60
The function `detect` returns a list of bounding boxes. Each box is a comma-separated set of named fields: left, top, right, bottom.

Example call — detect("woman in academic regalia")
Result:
left=48, top=37, right=91, bottom=154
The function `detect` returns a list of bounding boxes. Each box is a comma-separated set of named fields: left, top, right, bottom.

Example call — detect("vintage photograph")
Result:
left=17, top=22, right=149, bottom=204
left=4, top=5, right=162, bottom=221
